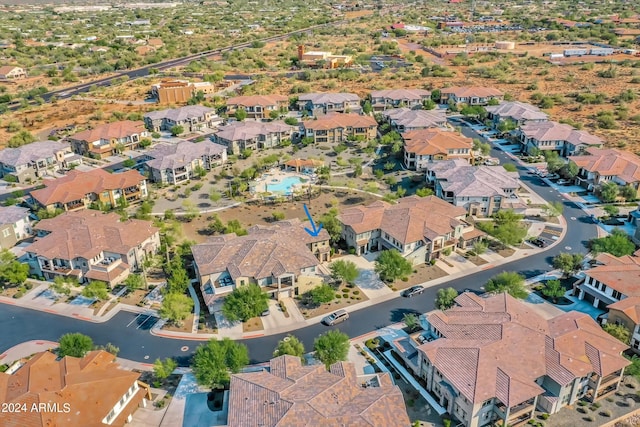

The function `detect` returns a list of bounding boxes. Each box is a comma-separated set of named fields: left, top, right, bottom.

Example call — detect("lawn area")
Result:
left=390, top=264, right=449, bottom=291
left=297, top=284, right=369, bottom=319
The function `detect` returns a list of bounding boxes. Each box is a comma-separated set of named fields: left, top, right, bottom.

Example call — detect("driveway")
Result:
left=334, top=255, right=392, bottom=299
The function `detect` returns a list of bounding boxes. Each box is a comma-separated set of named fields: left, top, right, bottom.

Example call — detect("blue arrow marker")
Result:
left=303, top=204, right=323, bottom=237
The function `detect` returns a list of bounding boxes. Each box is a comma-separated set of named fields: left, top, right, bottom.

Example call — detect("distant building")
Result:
left=0, top=350, right=151, bottom=427
left=297, top=45, right=353, bottom=68
left=143, top=105, right=222, bottom=133
left=225, top=95, right=289, bottom=120
left=144, top=141, right=227, bottom=184
left=151, top=79, right=217, bottom=104
left=402, top=129, right=472, bottom=170
left=370, top=88, right=432, bottom=111
left=225, top=355, right=410, bottom=427
left=212, top=120, right=294, bottom=155
left=0, top=141, right=80, bottom=183
left=68, top=121, right=148, bottom=159
left=440, top=86, right=504, bottom=105
left=486, top=101, right=549, bottom=129
left=0, top=206, right=31, bottom=249
left=383, top=108, right=447, bottom=133
left=301, top=113, right=377, bottom=144
left=0, top=65, right=27, bottom=79
left=520, top=121, right=603, bottom=157
left=297, top=92, right=362, bottom=115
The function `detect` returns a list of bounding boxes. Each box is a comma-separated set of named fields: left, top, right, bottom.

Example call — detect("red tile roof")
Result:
left=584, top=254, right=640, bottom=296
left=570, top=148, right=640, bottom=185
left=226, top=94, right=288, bottom=107
left=69, top=120, right=146, bottom=142
left=302, top=113, right=377, bottom=131
left=441, top=86, right=503, bottom=98
left=403, top=128, right=472, bottom=156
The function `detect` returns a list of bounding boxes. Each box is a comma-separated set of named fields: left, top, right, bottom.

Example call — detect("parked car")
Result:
left=557, top=179, right=570, bottom=185
left=529, top=238, right=548, bottom=248
left=260, top=308, right=270, bottom=317
left=322, top=309, right=349, bottom=326
left=402, top=285, right=425, bottom=298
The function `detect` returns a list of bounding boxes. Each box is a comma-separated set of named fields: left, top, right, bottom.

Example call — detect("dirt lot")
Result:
left=242, top=317, right=264, bottom=333
left=297, top=283, right=369, bottom=320
left=390, top=263, right=449, bottom=291
left=162, top=314, right=196, bottom=333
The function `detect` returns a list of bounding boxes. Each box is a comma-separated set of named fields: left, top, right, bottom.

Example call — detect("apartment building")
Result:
left=0, top=205, right=31, bottom=249
left=382, top=108, right=447, bottom=133
left=143, top=105, right=222, bottom=133
left=409, top=292, right=629, bottom=427
left=370, top=88, right=432, bottom=111
left=301, top=113, right=377, bottom=143
left=0, top=350, right=151, bottom=427
left=486, top=101, right=549, bottom=128
left=439, top=86, right=504, bottom=105
left=192, top=219, right=329, bottom=312
left=337, top=196, right=481, bottom=263
left=225, top=94, right=289, bottom=119
left=225, top=355, right=410, bottom=426
left=69, top=121, right=148, bottom=159
left=426, top=159, right=525, bottom=216
left=403, top=128, right=472, bottom=170
left=25, top=210, right=160, bottom=286
left=144, top=141, right=227, bottom=184
left=0, top=140, right=80, bottom=183
left=297, top=92, right=362, bottom=115
left=212, top=120, right=294, bottom=155
left=30, top=168, right=147, bottom=212
left=570, top=147, right=640, bottom=195
left=151, top=79, right=217, bottom=104
left=519, top=121, right=603, bottom=157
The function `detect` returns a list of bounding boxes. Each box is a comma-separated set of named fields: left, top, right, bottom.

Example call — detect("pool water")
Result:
left=266, top=176, right=303, bottom=194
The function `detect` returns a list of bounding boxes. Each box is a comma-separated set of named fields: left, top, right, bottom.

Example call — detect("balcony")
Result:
left=124, top=186, right=140, bottom=195
left=65, top=200, right=85, bottom=211
left=508, top=398, right=536, bottom=418
left=92, top=257, right=122, bottom=272
left=41, top=262, right=72, bottom=274
left=590, top=372, right=621, bottom=389
left=433, top=239, right=457, bottom=251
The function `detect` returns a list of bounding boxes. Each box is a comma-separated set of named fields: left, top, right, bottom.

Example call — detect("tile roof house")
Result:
left=519, top=121, right=603, bottom=157
left=212, top=120, right=294, bottom=155
left=382, top=108, right=447, bottom=133
left=30, top=168, right=147, bottom=212
left=486, top=101, right=549, bottom=128
left=0, top=65, right=27, bottom=79
left=426, top=159, right=525, bottom=217
left=302, top=113, right=377, bottom=144
left=192, top=219, right=329, bottom=312
left=143, top=141, right=227, bottom=184
left=408, top=292, right=629, bottom=427
left=68, top=121, right=148, bottom=159
left=0, top=350, right=151, bottom=427
left=402, top=128, right=472, bottom=170
left=570, top=147, right=640, bottom=196
left=297, top=92, right=362, bottom=115
left=25, top=210, right=160, bottom=286
left=370, top=88, right=432, bottom=111
left=0, top=205, right=31, bottom=250
left=143, top=105, right=222, bottom=133
left=226, top=95, right=289, bottom=120
left=0, top=141, right=80, bottom=184
left=439, top=86, right=504, bottom=106
left=337, top=196, right=481, bottom=263
left=225, top=355, right=410, bottom=427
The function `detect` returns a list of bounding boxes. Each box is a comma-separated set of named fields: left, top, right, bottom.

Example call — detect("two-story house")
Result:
left=0, top=65, right=27, bottom=79
left=369, top=88, right=432, bottom=111
left=68, top=121, right=148, bottom=159
left=144, top=141, right=227, bottom=184
left=486, top=101, right=549, bottom=130
left=192, top=219, right=330, bottom=313
left=439, top=86, right=504, bottom=105
left=143, top=105, right=222, bottom=133
left=301, top=113, right=377, bottom=144
left=337, top=196, right=481, bottom=263
left=382, top=108, right=447, bottom=133
left=570, top=148, right=640, bottom=196
left=30, top=169, right=147, bottom=212
left=0, top=350, right=151, bottom=427
left=297, top=92, right=362, bottom=115
left=519, top=121, right=603, bottom=157
left=402, top=128, right=472, bottom=170
left=0, top=141, right=81, bottom=183
left=225, top=95, right=289, bottom=120
left=212, top=120, right=294, bottom=155
left=25, top=210, right=160, bottom=286
left=407, top=292, right=629, bottom=427
left=426, top=159, right=525, bottom=216
left=0, top=205, right=31, bottom=249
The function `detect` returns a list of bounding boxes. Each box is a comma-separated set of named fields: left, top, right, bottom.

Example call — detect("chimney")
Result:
left=297, top=45, right=305, bottom=61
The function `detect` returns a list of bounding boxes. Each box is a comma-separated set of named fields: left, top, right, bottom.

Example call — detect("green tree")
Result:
left=305, top=283, right=336, bottom=305
left=58, top=333, right=94, bottom=358
left=472, top=240, right=488, bottom=261
left=545, top=201, right=564, bottom=217
left=503, top=163, right=517, bottom=172
left=492, top=222, right=528, bottom=247
left=544, top=151, right=564, bottom=174
left=375, top=250, right=413, bottom=282
left=159, top=292, right=194, bottom=326
left=603, top=323, right=630, bottom=344
left=436, top=287, right=458, bottom=310
left=415, top=187, right=434, bottom=197
left=166, top=256, right=189, bottom=294
left=51, top=276, right=73, bottom=295
left=82, top=281, right=108, bottom=300
left=590, top=229, right=636, bottom=257
left=320, top=208, right=341, bottom=243
left=560, top=161, right=579, bottom=179
left=362, top=100, right=373, bottom=114
left=330, top=260, right=359, bottom=285
left=209, top=190, right=222, bottom=203
left=485, top=272, right=528, bottom=299
left=192, top=338, right=249, bottom=388
left=273, top=335, right=305, bottom=359
left=625, top=355, right=640, bottom=380
left=222, top=284, right=269, bottom=322
left=225, top=219, right=248, bottom=236
left=597, top=181, right=619, bottom=202
left=153, top=357, right=177, bottom=382
left=272, top=211, right=285, bottom=221
left=234, top=108, right=248, bottom=121
left=7, top=130, right=36, bottom=148
left=403, top=313, right=420, bottom=331
left=620, top=185, right=638, bottom=201
left=552, top=253, right=585, bottom=277
left=0, top=249, right=29, bottom=286
left=124, top=273, right=144, bottom=291
left=170, top=125, right=184, bottom=136
left=423, top=99, right=436, bottom=110
left=314, top=330, right=350, bottom=369
left=541, top=279, right=565, bottom=303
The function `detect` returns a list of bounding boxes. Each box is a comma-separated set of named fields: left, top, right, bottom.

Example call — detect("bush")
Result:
left=365, top=338, right=379, bottom=350
left=601, top=410, right=612, bottom=417
left=540, top=413, right=549, bottom=420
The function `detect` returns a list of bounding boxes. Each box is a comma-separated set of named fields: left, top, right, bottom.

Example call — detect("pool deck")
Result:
left=251, top=169, right=314, bottom=195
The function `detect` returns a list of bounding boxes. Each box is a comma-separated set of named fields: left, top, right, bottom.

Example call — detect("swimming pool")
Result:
left=266, top=176, right=303, bottom=194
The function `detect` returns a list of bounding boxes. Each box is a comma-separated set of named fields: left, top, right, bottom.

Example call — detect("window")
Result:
left=612, top=290, right=622, bottom=300
left=1, top=229, right=9, bottom=237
